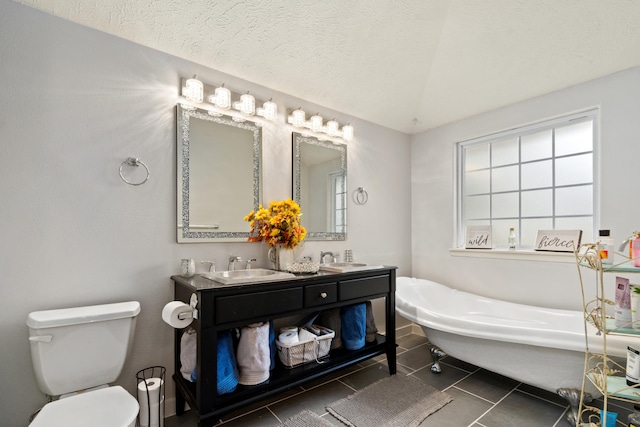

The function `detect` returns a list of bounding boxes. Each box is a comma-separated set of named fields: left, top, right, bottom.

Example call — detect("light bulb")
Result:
left=214, top=85, right=231, bottom=109
left=310, top=114, right=323, bottom=133
left=326, top=119, right=339, bottom=136
left=291, top=108, right=306, bottom=127
left=184, top=76, right=203, bottom=103
left=261, top=100, right=277, bottom=121
left=342, top=124, right=354, bottom=141
left=240, top=93, right=255, bottom=115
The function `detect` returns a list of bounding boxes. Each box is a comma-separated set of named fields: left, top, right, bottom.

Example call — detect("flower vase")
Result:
left=269, top=245, right=295, bottom=271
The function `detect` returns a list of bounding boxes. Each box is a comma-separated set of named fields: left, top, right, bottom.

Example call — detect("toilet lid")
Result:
left=30, top=386, right=139, bottom=427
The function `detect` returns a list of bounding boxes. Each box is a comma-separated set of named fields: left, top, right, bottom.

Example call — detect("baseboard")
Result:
left=164, top=397, right=177, bottom=418
left=396, top=322, right=425, bottom=338
left=411, top=323, right=426, bottom=336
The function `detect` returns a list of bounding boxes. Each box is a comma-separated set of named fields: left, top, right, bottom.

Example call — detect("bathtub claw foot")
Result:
left=557, top=387, right=592, bottom=427
left=430, top=346, right=446, bottom=374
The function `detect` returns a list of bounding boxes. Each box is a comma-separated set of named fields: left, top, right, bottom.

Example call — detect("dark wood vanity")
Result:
left=170, top=266, right=397, bottom=427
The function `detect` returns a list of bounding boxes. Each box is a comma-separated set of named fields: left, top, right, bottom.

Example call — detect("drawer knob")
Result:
left=320, top=292, right=328, bottom=299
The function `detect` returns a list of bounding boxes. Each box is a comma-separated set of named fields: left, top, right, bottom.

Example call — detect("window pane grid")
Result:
left=331, top=173, right=347, bottom=233
left=459, top=111, right=596, bottom=248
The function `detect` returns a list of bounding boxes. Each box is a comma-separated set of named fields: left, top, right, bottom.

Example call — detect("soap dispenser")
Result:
left=181, top=258, right=195, bottom=277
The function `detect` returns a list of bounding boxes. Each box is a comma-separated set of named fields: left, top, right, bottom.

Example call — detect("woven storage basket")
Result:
left=276, top=325, right=335, bottom=368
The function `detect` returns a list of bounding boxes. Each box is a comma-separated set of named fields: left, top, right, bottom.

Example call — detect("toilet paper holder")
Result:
left=176, top=293, right=199, bottom=320
left=180, top=293, right=199, bottom=320
left=162, top=294, right=199, bottom=329
left=178, top=310, right=197, bottom=320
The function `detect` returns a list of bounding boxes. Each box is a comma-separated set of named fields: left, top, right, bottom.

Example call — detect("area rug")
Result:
left=326, top=375, right=452, bottom=427
left=278, top=410, right=335, bottom=427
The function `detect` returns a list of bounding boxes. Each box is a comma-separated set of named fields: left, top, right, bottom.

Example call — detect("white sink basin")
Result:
left=319, top=262, right=384, bottom=273
left=201, top=268, right=295, bottom=285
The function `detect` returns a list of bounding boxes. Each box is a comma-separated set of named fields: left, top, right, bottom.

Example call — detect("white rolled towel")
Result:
left=180, top=329, right=197, bottom=381
left=237, top=322, right=271, bottom=386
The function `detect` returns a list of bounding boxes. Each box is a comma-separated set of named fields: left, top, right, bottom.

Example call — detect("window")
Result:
left=331, top=172, right=347, bottom=233
left=457, top=110, right=597, bottom=249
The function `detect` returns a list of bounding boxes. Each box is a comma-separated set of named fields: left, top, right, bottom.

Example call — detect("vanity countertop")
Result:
left=171, top=265, right=394, bottom=291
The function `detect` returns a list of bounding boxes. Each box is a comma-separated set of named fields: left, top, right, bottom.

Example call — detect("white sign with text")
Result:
left=534, top=229, right=582, bottom=252
left=465, top=225, right=492, bottom=249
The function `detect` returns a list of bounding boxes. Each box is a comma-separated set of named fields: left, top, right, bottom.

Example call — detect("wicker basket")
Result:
left=276, top=325, right=335, bottom=368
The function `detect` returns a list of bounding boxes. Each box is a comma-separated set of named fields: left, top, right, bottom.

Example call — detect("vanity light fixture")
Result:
left=291, top=108, right=306, bottom=128
left=310, top=113, right=323, bottom=133
left=257, top=99, right=277, bottom=121
left=180, top=77, right=278, bottom=122
left=184, top=75, right=204, bottom=103
left=235, top=92, right=256, bottom=115
left=287, top=108, right=354, bottom=142
left=326, top=119, right=339, bottom=137
left=342, top=123, right=354, bottom=142
left=210, top=84, right=231, bottom=109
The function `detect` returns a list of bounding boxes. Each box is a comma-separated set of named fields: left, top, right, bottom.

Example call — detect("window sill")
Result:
left=449, top=247, right=575, bottom=263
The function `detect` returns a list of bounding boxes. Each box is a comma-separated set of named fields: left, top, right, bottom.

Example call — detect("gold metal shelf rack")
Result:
left=576, top=243, right=640, bottom=427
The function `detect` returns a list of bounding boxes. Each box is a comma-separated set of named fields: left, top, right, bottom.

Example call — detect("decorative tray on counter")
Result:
left=286, top=261, right=320, bottom=275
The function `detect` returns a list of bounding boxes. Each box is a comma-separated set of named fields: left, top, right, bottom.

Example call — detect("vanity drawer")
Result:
left=215, top=288, right=303, bottom=323
left=304, top=283, right=337, bottom=307
left=339, top=275, right=390, bottom=301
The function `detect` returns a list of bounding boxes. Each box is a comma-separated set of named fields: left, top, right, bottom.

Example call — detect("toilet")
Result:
left=27, top=301, right=141, bottom=427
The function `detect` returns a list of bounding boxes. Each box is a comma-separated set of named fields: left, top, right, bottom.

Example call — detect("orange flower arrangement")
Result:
left=244, top=199, right=307, bottom=249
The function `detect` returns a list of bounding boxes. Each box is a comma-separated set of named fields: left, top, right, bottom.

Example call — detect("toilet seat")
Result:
left=30, top=386, right=139, bottom=427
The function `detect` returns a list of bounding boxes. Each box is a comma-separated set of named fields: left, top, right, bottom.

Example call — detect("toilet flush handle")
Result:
left=29, top=335, right=53, bottom=343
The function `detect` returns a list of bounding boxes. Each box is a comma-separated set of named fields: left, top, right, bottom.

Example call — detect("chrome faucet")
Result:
left=228, top=255, right=242, bottom=271
left=201, top=260, right=216, bottom=273
left=320, top=251, right=338, bottom=264
left=246, top=258, right=257, bottom=269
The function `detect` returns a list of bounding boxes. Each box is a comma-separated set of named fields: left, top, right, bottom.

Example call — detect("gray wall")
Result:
left=0, top=2, right=412, bottom=425
left=411, top=65, right=640, bottom=310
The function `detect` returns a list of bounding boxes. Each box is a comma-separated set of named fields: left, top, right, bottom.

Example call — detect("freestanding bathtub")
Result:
left=395, top=276, right=628, bottom=398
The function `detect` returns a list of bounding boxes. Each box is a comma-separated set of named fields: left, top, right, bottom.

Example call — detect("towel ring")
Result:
left=354, top=187, right=368, bottom=205
left=119, top=157, right=150, bottom=186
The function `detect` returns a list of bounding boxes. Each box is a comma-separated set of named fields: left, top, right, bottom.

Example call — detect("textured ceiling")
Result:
left=13, top=0, right=640, bottom=134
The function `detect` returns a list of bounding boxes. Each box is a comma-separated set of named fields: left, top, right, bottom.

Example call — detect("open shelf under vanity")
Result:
left=170, top=267, right=397, bottom=427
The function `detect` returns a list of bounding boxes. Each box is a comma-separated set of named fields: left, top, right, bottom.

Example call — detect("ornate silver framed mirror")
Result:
left=292, top=132, right=347, bottom=241
left=177, top=104, right=262, bottom=242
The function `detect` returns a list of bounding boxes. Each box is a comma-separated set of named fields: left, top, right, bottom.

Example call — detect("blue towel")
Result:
left=189, top=329, right=240, bottom=395
left=269, top=320, right=276, bottom=371
left=341, top=303, right=366, bottom=350
left=217, top=330, right=239, bottom=394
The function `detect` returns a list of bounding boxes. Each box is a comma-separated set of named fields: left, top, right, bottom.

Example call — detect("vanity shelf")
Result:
left=170, top=267, right=397, bottom=427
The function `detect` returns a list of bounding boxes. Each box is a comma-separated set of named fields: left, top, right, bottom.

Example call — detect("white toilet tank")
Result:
left=27, top=301, right=141, bottom=396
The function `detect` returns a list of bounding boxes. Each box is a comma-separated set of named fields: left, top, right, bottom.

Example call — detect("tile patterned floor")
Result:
left=164, top=333, right=633, bottom=427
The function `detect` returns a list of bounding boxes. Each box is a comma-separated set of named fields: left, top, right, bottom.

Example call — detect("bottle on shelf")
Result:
left=633, top=232, right=640, bottom=268
left=508, top=228, right=516, bottom=250
left=629, top=405, right=640, bottom=427
left=620, top=231, right=640, bottom=266
left=597, top=229, right=614, bottom=265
